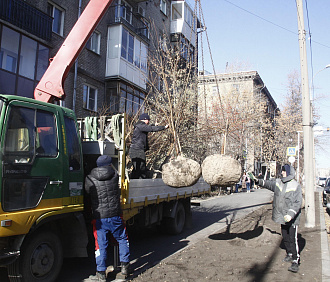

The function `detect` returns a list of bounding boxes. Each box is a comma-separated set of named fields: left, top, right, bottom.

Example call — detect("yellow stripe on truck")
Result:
left=0, top=197, right=84, bottom=237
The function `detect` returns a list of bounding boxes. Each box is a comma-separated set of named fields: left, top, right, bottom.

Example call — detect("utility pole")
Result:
left=296, top=0, right=315, bottom=227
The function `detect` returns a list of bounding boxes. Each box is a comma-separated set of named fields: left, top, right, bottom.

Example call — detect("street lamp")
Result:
left=311, top=64, right=330, bottom=99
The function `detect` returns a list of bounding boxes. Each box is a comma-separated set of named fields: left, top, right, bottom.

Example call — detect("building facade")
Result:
left=0, top=0, right=198, bottom=118
left=198, top=70, right=278, bottom=174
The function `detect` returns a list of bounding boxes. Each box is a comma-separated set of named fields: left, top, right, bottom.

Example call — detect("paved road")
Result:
left=0, top=189, right=273, bottom=281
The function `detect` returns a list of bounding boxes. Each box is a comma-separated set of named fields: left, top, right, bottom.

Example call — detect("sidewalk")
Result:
left=132, top=191, right=330, bottom=282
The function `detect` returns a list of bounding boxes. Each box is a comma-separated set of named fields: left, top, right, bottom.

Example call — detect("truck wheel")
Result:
left=166, top=202, right=186, bottom=235
left=8, top=231, right=63, bottom=282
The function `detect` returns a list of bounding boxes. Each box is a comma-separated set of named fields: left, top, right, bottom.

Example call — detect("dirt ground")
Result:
left=130, top=196, right=327, bottom=282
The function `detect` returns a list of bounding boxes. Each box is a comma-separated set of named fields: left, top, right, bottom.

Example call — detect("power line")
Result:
left=304, top=0, right=315, bottom=100
left=223, top=0, right=330, bottom=49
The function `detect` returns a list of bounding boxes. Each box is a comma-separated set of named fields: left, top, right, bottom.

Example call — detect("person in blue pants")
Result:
left=85, top=155, right=130, bottom=281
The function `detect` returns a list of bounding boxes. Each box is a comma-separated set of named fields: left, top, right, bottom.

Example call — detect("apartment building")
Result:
left=198, top=71, right=278, bottom=173
left=0, top=0, right=198, bottom=118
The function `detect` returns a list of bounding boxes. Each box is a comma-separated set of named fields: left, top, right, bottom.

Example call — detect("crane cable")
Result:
left=195, top=0, right=226, bottom=125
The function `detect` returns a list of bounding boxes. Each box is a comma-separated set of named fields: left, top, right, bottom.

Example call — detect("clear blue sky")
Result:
left=197, top=0, right=330, bottom=170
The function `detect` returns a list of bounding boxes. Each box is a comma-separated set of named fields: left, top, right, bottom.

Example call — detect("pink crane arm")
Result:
left=34, top=0, right=114, bottom=103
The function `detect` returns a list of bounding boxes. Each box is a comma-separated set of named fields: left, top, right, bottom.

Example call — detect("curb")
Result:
left=319, top=192, right=330, bottom=281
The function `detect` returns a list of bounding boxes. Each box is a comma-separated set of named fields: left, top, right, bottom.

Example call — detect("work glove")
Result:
left=284, top=215, right=292, bottom=222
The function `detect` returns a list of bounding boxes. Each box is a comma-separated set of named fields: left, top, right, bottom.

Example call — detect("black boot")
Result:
left=288, top=262, right=299, bottom=273
left=89, top=271, right=106, bottom=281
left=121, top=262, right=131, bottom=276
left=283, top=253, right=293, bottom=262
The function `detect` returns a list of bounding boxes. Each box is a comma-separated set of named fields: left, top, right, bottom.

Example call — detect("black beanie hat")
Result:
left=282, top=164, right=290, bottom=175
left=139, top=113, right=150, bottom=120
left=96, top=155, right=112, bottom=167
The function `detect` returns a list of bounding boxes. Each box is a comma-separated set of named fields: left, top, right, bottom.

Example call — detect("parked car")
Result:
left=322, top=178, right=330, bottom=207
left=318, top=177, right=327, bottom=187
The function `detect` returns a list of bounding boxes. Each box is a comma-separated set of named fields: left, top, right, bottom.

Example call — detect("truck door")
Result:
left=1, top=101, right=65, bottom=219
left=61, top=113, right=84, bottom=206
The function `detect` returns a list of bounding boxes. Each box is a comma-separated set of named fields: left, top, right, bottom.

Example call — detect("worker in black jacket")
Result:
left=85, top=155, right=130, bottom=281
left=129, top=113, right=168, bottom=179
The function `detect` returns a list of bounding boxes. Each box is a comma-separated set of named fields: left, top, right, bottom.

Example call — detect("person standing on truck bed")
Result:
left=129, top=113, right=169, bottom=179
left=85, top=155, right=130, bottom=281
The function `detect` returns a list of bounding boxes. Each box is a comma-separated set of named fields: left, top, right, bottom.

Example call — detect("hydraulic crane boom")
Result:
left=34, top=0, right=114, bottom=103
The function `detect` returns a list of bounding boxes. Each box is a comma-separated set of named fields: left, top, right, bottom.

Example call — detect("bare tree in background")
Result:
left=259, top=70, right=312, bottom=181
left=198, top=70, right=268, bottom=172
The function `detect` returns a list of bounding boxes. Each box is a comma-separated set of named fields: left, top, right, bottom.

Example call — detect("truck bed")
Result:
left=127, top=177, right=210, bottom=203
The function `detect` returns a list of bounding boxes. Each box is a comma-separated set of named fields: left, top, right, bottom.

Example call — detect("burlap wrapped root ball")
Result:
left=162, top=156, right=202, bottom=187
left=202, top=154, right=241, bottom=186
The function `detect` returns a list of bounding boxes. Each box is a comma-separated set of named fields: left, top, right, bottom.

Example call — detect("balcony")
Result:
left=0, top=0, right=52, bottom=41
left=171, top=1, right=199, bottom=47
left=107, top=4, right=149, bottom=42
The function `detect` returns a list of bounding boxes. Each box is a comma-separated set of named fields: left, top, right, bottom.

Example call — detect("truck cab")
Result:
left=0, top=95, right=86, bottom=281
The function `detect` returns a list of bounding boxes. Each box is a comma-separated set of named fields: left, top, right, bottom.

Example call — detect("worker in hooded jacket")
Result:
left=254, top=164, right=302, bottom=273
left=129, top=113, right=168, bottom=179
left=85, top=155, right=130, bottom=281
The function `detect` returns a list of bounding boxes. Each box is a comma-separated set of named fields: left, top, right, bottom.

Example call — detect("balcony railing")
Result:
left=107, top=4, right=149, bottom=42
left=0, top=0, right=52, bottom=41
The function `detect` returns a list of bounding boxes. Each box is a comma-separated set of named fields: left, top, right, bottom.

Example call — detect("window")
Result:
left=159, top=33, right=167, bottom=51
left=119, top=27, right=147, bottom=72
left=36, top=110, right=58, bottom=158
left=83, top=84, right=98, bottom=112
left=172, top=2, right=183, bottom=20
left=36, top=45, right=50, bottom=81
left=140, top=42, right=147, bottom=72
left=19, top=36, right=37, bottom=80
left=107, top=26, right=120, bottom=59
left=109, top=88, right=119, bottom=113
left=121, top=28, right=134, bottom=64
left=4, top=106, right=35, bottom=163
left=232, top=84, right=240, bottom=94
left=87, top=31, right=101, bottom=54
left=115, top=0, right=132, bottom=24
left=160, top=0, right=167, bottom=15
left=184, top=4, right=194, bottom=29
left=4, top=107, right=58, bottom=162
left=0, top=26, right=19, bottom=73
left=139, top=19, right=149, bottom=39
left=181, top=37, right=188, bottom=60
left=134, top=38, right=141, bottom=68
left=212, top=86, right=218, bottom=96
left=47, top=2, right=65, bottom=36
left=64, top=117, right=81, bottom=171
left=110, top=83, right=145, bottom=115
left=0, top=26, right=50, bottom=97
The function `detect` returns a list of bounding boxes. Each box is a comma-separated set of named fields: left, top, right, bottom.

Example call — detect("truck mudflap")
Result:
left=0, top=250, right=20, bottom=266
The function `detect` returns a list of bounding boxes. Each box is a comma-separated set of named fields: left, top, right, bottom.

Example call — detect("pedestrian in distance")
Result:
left=129, top=113, right=169, bottom=179
left=253, top=164, right=302, bottom=273
left=85, top=155, right=130, bottom=281
left=235, top=179, right=241, bottom=193
left=241, top=172, right=247, bottom=191
left=241, top=172, right=251, bottom=192
left=246, top=173, right=251, bottom=193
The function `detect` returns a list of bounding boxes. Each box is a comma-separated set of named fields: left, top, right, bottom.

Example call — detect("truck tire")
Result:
left=165, top=202, right=186, bottom=235
left=8, top=231, right=63, bottom=282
